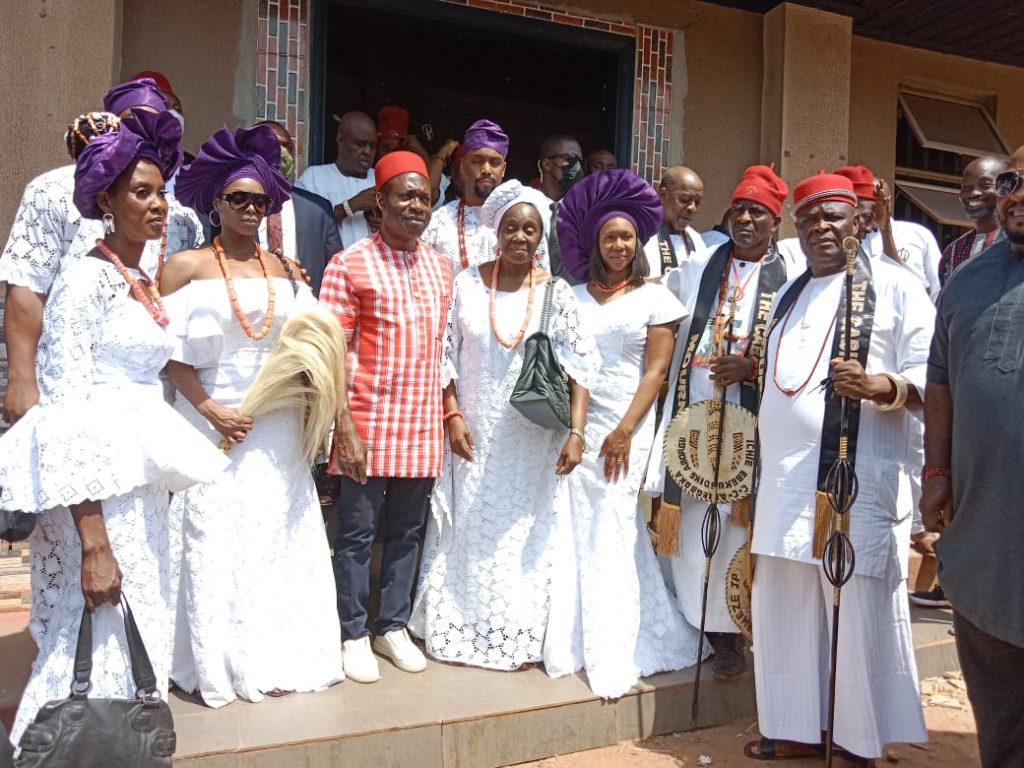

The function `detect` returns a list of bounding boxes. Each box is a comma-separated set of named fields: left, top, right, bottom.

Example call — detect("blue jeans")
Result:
left=333, top=476, right=433, bottom=639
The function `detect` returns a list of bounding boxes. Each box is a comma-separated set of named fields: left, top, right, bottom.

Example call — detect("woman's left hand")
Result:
left=599, top=426, right=632, bottom=483
left=555, top=432, right=584, bottom=475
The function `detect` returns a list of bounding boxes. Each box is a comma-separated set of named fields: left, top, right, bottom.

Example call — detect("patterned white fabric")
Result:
left=0, top=164, right=202, bottom=295
left=165, top=278, right=344, bottom=707
left=422, top=199, right=498, bottom=275
left=2, top=257, right=227, bottom=746
left=409, top=269, right=599, bottom=670
left=543, top=283, right=706, bottom=698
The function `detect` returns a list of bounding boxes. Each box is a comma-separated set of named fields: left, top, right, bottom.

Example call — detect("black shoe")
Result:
left=910, top=585, right=951, bottom=608
left=709, top=632, right=747, bottom=680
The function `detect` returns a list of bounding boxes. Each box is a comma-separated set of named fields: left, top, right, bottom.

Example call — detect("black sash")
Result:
left=662, top=242, right=788, bottom=511
left=657, top=225, right=698, bottom=273
left=760, top=251, right=876, bottom=496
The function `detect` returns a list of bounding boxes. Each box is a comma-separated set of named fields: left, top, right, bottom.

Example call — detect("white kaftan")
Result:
left=544, top=283, right=705, bottom=698
left=409, top=268, right=599, bottom=670
left=0, top=257, right=227, bottom=746
left=0, top=164, right=202, bottom=295
left=642, top=225, right=707, bottom=279
left=295, top=163, right=375, bottom=248
left=668, top=253, right=793, bottom=633
left=751, top=259, right=932, bottom=758
left=166, top=278, right=343, bottom=707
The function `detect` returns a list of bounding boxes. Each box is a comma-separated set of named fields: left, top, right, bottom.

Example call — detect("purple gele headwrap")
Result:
left=73, top=110, right=183, bottom=220
left=462, top=119, right=509, bottom=158
left=174, top=124, right=291, bottom=216
left=555, top=169, right=663, bottom=281
left=102, top=77, right=169, bottom=116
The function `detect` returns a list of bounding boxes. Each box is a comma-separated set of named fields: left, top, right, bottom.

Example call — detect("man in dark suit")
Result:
left=257, top=120, right=343, bottom=296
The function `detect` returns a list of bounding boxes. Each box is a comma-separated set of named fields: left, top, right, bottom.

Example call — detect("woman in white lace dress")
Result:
left=161, top=125, right=343, bottom=707
left=543, top=170, right=706, bottom=698
left=0, top=112, right=228, bottom=747
left=409, top=180, right=600, bottom=671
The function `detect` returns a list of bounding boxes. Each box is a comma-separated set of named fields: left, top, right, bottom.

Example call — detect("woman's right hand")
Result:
left=448, top=416, right=475, bottom=462
left=199, top=400, right=253, bottom=444
left=81, top=545, right=122, bottom=612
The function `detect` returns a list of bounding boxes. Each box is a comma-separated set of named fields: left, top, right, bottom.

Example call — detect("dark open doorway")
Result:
left=309, top=0, right=635, bottom=182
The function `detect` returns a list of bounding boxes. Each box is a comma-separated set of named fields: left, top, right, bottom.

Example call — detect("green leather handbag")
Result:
left=510, top=279, right=571, bottom=430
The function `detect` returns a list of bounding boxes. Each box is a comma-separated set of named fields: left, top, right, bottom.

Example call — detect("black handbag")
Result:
left=510, top=278, right=571, bottom=429
left=0, top=510, right=36, bottom=546
left=16, top=598, right=176, bottom=767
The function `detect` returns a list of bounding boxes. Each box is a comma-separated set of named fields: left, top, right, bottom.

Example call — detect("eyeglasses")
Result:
left=546, top=153, right=583, bottom=166
left=995, top=169, right=1022, bottom=198
left=218, top=191, right=272, bottom=212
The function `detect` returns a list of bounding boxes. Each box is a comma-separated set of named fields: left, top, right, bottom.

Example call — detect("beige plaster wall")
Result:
left=679, top=3, right=765, bottom=232
left=849, top=36, right=1024, bottom=184
left=0, top=0, right=124, bottom=245
left=120, top=0, right=255, bottom=158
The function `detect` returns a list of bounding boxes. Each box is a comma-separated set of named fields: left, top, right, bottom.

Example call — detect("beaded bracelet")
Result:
left=922, top=467, right=951, bottom=483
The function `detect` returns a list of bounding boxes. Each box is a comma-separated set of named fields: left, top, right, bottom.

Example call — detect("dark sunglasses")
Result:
left=995, top=169, right=1022, bottom=198
left=218, top=191, right=272, bottom=212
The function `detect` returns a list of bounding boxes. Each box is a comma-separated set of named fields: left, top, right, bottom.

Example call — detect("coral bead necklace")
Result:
left=212, top=235, right=276, bottom=340
left=489, top=258, right=536, bottom=349
left=95, top=239, right=169, bottom=326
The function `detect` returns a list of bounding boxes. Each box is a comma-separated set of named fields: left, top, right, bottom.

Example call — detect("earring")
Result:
left=209, top=210, right=221, bottom=228
left=102, top=213, right=115, bottom=234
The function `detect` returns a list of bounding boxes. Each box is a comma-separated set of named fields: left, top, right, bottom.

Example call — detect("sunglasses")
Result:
left=995, top=170, right=1023, bottom=198
left=218, top=191, right=272, bottom=213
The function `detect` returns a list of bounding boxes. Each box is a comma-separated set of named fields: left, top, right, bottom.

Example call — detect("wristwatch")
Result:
left=569, top=427, right=586, bottom=450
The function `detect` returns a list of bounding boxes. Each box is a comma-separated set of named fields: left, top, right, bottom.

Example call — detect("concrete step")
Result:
left=171, top=607, right=957, bottom=768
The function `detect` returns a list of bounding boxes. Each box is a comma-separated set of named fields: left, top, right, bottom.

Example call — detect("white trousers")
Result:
left=752, top=556, right=926, bottom=758
left=670, top=500, right=748, bottom=633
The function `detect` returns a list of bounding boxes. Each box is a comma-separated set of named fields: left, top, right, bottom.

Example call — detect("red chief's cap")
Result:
left=833, top=164, right=876, bottom=200
left=730, top=164, right=788, bottom=216
left=378, top=106, right=409, bottom=138
left=375, top=150, right=428, bottom=192
left=792, top=172, right=858, bottom=215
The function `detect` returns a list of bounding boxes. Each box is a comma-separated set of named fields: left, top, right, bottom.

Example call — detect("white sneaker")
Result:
left=342, top=636, right=381, bottom=683
left=372, top=627, right=427, bottom=673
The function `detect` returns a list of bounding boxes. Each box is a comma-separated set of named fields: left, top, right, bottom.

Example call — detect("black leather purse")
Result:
left=0, top=510, right=36, bottom=547
left=16, top=599, right=176, bottom=767
left=510, top=278, right=571, bottom=430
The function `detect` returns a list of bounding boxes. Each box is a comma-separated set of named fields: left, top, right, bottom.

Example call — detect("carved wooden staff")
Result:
left=822, top=236, right=860, bottom=767
left=691, top=285, right=741, bottom=724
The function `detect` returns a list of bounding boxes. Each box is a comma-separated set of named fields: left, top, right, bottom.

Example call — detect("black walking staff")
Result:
left=691, top=284, right=741, bottom=724
left=821, top=236, right=860, bottom=768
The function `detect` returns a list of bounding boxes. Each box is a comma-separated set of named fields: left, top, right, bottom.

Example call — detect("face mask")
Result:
left=168, top=108, right=185, bottom=133
left=280, top=146, right=296, bottom=181
left=557, top=154, right=584, bottom=195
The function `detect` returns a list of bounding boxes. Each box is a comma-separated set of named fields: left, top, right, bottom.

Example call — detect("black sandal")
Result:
left=743, top=738, right=824, bottom=761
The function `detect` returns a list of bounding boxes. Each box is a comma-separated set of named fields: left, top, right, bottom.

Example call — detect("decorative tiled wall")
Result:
left=632, top=27, right=672, bottom=182
left=257, top=0, right=309, bottom=163
left=439, top=0, right=673, bottom=182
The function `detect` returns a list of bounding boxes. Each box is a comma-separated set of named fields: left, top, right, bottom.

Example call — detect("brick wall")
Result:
left=256, top=0, right=310, bottom=165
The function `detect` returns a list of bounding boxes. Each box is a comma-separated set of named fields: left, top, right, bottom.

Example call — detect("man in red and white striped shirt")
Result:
left=320, top=150, right=452, bottom=684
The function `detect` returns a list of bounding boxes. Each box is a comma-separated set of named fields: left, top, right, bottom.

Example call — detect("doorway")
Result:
left=309, top=0, right=635, bottom=182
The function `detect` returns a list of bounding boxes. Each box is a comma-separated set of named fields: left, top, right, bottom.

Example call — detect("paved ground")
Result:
left=515, top=673, right=980, bottom=767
